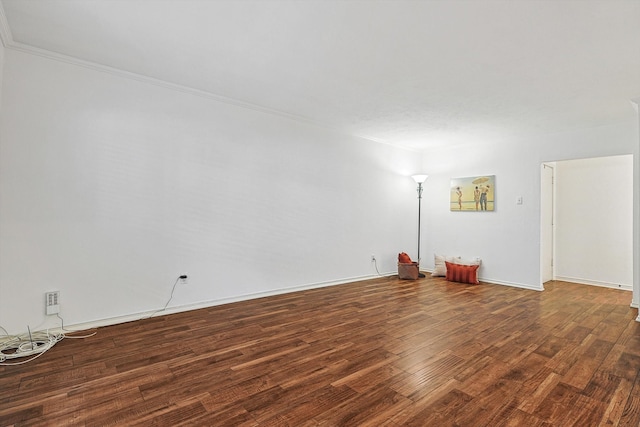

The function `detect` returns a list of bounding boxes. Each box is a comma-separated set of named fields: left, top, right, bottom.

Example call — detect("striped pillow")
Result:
left=445, top=261, right=480, bottom=285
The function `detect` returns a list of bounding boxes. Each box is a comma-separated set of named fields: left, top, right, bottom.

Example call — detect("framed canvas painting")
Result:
left=450, top=175, right=495, bottom=211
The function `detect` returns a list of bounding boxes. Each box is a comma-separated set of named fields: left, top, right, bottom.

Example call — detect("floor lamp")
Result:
left=411, top=174, right=428, bottom=278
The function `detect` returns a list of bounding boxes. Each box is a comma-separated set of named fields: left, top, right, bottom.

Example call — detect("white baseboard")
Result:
left=480, top=278, right=544, bottom=291
left=421, top=269, right=544, bottom=291
left=58, top=273, right=391, bottom=333
left=554, top=276, right=632, bottom=292
left=59, top=272, right=630, bottom=333
left=631, top=301, right=639, bottom=322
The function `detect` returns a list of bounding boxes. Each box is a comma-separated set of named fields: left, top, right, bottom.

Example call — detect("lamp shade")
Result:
left=411, top=174, right=428, bottom=184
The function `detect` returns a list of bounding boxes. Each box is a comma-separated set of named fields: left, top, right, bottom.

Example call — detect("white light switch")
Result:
left=516, top=196, right=523, bottom=205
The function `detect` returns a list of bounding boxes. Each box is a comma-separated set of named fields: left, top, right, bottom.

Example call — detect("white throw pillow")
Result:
left=453, top=257, right=482, bottom=266
left=432, top=254, right=461, bottom=276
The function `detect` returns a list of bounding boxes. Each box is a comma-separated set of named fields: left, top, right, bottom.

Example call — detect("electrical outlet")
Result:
left=179, top=274, right=188, bottom=285
left=45, top=291, right=60, bottom=315
left=371, top=254, right=376, bottom=262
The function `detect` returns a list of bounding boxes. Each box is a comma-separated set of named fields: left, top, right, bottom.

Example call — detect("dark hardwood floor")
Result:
left=1, top=276, right=640, bottom=426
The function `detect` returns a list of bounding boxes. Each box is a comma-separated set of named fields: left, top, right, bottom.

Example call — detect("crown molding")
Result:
left=0, top=1, right=13, bottom=48
left=0, top=0, right=330, bottom=137
left=10, top=39, right=330, bottom=127
left=0, top=2, right=402, bottom=150
left=5, top=38, right=404, bottom=149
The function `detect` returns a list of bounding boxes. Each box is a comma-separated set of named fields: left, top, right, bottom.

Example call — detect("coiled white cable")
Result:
left=0, top=318, right=95, bottom=366
left=0, top=275, right=182, bottom=365
left=0, top=330, right=64, bottom=365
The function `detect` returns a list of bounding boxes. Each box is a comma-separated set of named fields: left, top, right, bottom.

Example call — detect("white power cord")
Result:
left=373, top=257, right=383, bottom=276
left=144, top=275, right=185, bottom=319
left=55, top=314, right=97, bottom=339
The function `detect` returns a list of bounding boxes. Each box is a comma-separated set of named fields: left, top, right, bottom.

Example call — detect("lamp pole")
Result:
left=416, top=181, right=423, bottom=263
left=411, top=174, right=428, bottom=278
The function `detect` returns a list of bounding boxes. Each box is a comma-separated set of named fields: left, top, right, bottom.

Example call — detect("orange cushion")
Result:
left=398, top=252, right=413, bottom=263
left=445, top=261, right=480, bottom=284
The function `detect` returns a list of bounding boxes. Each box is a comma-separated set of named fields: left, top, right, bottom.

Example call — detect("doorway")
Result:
left=540, top=155, right=633, bottom=290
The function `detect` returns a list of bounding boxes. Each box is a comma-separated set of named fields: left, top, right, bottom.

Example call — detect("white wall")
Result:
left=421, top=122, right=639, bottom=293
left=634, top=101, right=640, bottom=314
left=2, top=47, right=638, bottom=334
left=0, top=49, right=421, bottom=334
left=0, top=40, right=4, bottom=322
left=554, top=155, right=633, bottom=289
left=0, top=39, right=4, bottom=103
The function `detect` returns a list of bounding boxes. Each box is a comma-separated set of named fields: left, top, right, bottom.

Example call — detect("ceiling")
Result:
left=1, top=0, right=639, bottom=151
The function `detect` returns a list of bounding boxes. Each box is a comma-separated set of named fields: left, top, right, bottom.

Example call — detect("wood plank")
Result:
left=599, top=377, right=633, bottom=427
